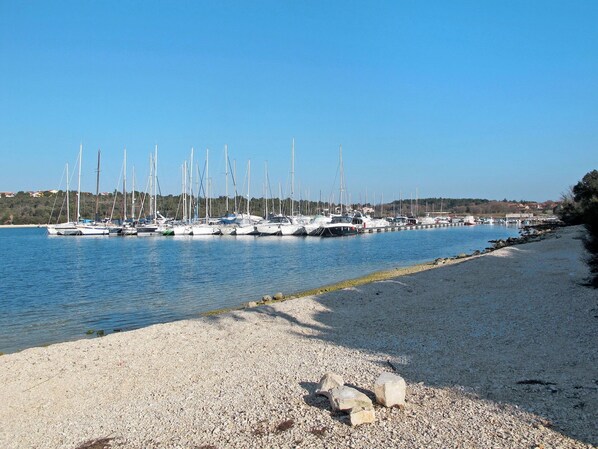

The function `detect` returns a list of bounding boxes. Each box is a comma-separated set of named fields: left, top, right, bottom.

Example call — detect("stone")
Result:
left=374, top=372, right=406, bottom=408
left=328, top=386, right=372, bottom=411
left=261, top=295, right=272, bottom=302
left=273, top=292, right=285, bottom=300
left=350, top=406, right=376, bottom=426
left=245, top=301, right=258, bottom=308
left=316, top=372, right=344, bottom=396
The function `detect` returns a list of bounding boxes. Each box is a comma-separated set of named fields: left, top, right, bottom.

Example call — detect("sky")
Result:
left=0, top=0, right=596, bottom=203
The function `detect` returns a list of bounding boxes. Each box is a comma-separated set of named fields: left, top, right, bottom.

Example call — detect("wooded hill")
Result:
left=0, top=191, right=558, bottom=225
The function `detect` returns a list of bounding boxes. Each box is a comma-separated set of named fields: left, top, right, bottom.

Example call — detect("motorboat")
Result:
left=318, top=215, right=358, bottom=237
left=256, top=215, right=304, bottom=236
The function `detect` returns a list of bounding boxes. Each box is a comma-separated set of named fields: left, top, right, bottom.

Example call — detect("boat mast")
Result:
left=182, top=161, right=187, bottom=221
left=224, top=144, right=229, bottom=213
left=131, top=166, right=136, bottom=221
left=66, top=163, right=70, bottom=223
left=205, top=148, right=209, bottom=220
left=339, top=145, right=343, bottom=215
left=189, top=147, right=194, bottom=222
left=95, top=149, right=101, bottom=222
left=291, top=138, right=295, bottom=217
left=154, top=145, right=158, bottom=222
left=77, top=143, right=82, bottom=222
left=123, top=148, right=127, bottom=221
left=247, top=159, right=251, bottom=216
left=234, top=159, right=237, bottom=213
left=264, top=161, right=268, bottom=218
left=148, top=153, right=153, bottom=219
left=278, top=182, right=281, bottom=216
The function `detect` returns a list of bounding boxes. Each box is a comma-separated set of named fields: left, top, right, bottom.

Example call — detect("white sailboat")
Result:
left=233, top=160, right=258, bottom=236
left=257, top=139, right=305, bottom=236
left=47, top=161, right=78, bottom=235
left=192, top=148, right=220, bottom=236
left=318, top=145, right=357, bottom=237
left=172, top=152, right=193, bottom=236
left=56, top=146, right=109, bottom=236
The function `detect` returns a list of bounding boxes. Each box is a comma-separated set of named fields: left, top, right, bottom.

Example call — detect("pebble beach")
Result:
left=0, top=225, right=596, bottom=449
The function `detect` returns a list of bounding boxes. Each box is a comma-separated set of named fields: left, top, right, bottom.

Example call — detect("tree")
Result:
left=573, top=170, right=598, bottom=209
left=568, top=170, right=598, bottom=287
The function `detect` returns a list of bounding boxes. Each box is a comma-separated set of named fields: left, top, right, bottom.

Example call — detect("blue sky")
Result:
left=0, top=1, right=596, bottom=203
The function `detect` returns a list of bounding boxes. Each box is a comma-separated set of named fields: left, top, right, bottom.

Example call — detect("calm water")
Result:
left=0, top=225, right=520, bottom=353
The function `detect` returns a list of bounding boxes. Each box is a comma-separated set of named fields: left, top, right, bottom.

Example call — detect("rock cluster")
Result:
left=315, top=371, right=407, bottom=426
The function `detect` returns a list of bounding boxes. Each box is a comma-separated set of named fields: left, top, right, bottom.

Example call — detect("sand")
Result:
left=0, top=226, right=596, bottom=449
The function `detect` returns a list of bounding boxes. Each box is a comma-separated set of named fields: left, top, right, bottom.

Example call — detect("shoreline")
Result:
left=0, top=224, right=45, bottom=229
left=1, top=226, right=595, bottom=448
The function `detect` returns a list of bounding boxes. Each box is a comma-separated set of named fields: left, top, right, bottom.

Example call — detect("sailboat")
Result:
left=191, top=148, right=221, bottom=236
left=172, top=149, right=194, bottom=236
left=255, top=139, right=305, bottom=236
left=47, top=162, right=77, bottom=235
left=136, top=145, right=166, bottom=235
left=318, top=145, right=358, bottom=237
left=53, top=145, right=109, bottom=236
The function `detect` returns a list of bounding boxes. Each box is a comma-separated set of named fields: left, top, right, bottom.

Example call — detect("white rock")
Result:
left=374, top=372, right=406, bottom=407
left=328, top=386, right=372, bottom=411
left=350, top=406, right=376, bottom=426
left=316, top=372, right=344, bottom=396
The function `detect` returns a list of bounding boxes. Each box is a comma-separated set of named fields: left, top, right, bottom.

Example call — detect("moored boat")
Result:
left=318, top=215, right=358, bottom=237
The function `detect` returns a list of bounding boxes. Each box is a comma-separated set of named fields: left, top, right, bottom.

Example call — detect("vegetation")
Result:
left=0, top=191, right=558, bottom=225
left=558, top=170, right=598, bottom=287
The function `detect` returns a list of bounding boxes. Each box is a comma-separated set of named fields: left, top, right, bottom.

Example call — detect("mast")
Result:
left=233, top=159, right=238, bottom=213
left=400, top=191, right=402, bottom=216
left=182, top=162, right=187, bottom=221
left=189, top=147, right=194, bottom=222
left=247, top=159, right=251, bottom=216
left=123, top=148, right=127, bottom=221
left=66, top=163, right=70, bottom=223
left=339, top=145, right=344, bottom=215
left=224, top=144, right=229, bottom=213
left=264, top=161, right=268, bottom=218
left=77, top=143, right=82, bottom=222
left=291, top=138, right=295, bottom=216
left=148, top=153, right=153, bottom=219
left=95, top=149, right=101, bottom=222
left=278, top=182, right=282, bottom=216
left=205, top=148, right=209, bottom=220
left=154, top=145, right=158, bottom=221
left=131, top=166, right=136, bottom=220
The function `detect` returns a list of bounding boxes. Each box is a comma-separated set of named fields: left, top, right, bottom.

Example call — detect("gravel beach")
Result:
left=0, top=226, right=596, bottom=449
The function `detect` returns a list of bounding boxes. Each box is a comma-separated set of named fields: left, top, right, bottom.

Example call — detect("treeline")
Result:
left=386, top=198, right=547, bottom=216
left=557, top=170, right=598, bottom=287
left=1, top=191, right=557, bottom=225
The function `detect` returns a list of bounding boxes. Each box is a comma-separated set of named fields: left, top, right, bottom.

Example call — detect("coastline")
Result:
left=0, top=226, right=595, bottom=448
left=0, top=224, right=45, bottom=229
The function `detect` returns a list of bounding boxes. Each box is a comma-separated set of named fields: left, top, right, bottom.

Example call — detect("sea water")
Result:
left=0, top=225, right=520, bottom=353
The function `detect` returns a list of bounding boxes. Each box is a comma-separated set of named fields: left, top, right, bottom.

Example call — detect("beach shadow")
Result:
left=259, top=249, right=597, bottom=446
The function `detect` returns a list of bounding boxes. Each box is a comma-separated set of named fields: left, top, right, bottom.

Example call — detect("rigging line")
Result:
left=48, top=165, right=67, bottom=225
left=227, top=156, right=239, bottom=200
left=137, top=172, right=152, bottom=221
left=110, top=161, right=124, bottom=221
